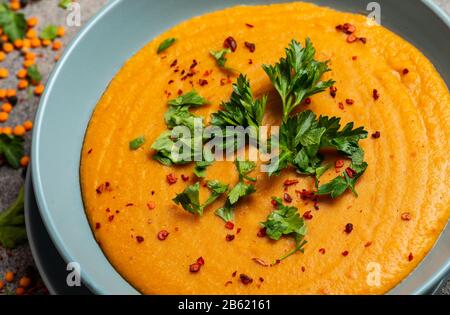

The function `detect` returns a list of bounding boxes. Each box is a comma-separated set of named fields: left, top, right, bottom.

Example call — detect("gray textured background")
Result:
left=0, top=0, right=448, bottom=295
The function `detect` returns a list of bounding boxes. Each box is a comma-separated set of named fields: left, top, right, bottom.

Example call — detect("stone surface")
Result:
left=0, top=0, right=448, bottom=295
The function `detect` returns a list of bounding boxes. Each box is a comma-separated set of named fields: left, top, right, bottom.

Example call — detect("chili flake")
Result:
left=167, top=173, right=178, bottom=185
left=225, top=221, right=235, bottom=230
left=401, top=212, right=412, bottom=221
left=244, top=41, right=256, bottom=53
left=335, top=159, right=345, bottom=169
left=239, top=274, right=253, bottom=285
left=402, top=68, right=409, bottom=75
left=345, top=167, right=357, bottom=178
left=330, top=86, right=337, bottom=98
left=157, top=230, right=169, bottom=241
left=372, top=131, right=381, bottom=139
left=284, top=193, right=293, bottom=203
left=343, top=23, right=356, bottom=34
left=342, top=250, right=349, bottom=257
left=408, top=252, right=414, bottom=262
left=303, top=211, right=313, bottom=220
left=223, top=36, right=238, bottom=52
left=147, top=202, right=156, bottom=210
left=226, top=234, right=235, bottom=242
left=346, top=98, right=355, bottom=105
left=359, top=37, right=367, bottom=44
left=197, top=257, right=205, bottom=266
left=345, top=223, right=354, bottom=234
left=284, top=179, right=299, bottom=188
left=245, top=23, right=254, bottom=28
left=181, top=174, right=190, bottom=182
left=347, top=34, right=357, bottom=43
left=365, top=241, right=373, bottom=248
left=338, top=102, right=345, bottom=110
left=373, top=89, right=380, bottom=100
left=257, top=228, right=267, bottom=238
left=319, top=248, right=326, bottom=255
left=95, top=223, right=101, bottom=230
left=199, top=79, right=208, bottom=86
left=305, top=97, right=312, bottom=105
left=136, top=236, right=144, bottom=244
left=189, top=263, right=201, bottom=273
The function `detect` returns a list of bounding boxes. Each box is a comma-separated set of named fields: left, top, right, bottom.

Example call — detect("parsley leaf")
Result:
left=0, top=187, right=27, bottom=249
left=173, top=180, right=228, bottom=216
left=157, top=38, right=176, bottom=54
left=194, top=160, right=213, bottom=178
left=210, top=49, right=231, bottom=68
left=58, top=0, right=72, bottom=9
left=129, top=136, right=145, bottom=150
left=151, top=130, right=200, bottom=166
left=235, top=160, right=257, bottom=182
left=27, top=65, right=42, bottom=84
left=262, top=38, right=335, bottom=121
left=168, top=90, right=208, bottom=107
left=211, top=74, right=267, bottom=131
left=0, top=134, right=24, bottom=169
left=0, top=4, right=26, bottom=41
left=228, top=181, right=256, bottom=205
left=164, top=106, right=203, bottom=131
left=261, top=197, right=307, bottom=261
left=40, top=25, right=58, bottom=40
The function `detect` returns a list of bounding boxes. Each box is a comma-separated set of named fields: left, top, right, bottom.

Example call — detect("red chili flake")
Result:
left=197, top=257, right=205, bottom=266
left=319, top=248, right=326, bottom=255
left=180, top=69, right=186, bottom=75
left=401, top=212, right=412, bottom=221
left=335, top=159, right=345, bottom=169
left=177, top=89, right=183, bottom=96
left=126, top=203, right=134, bottom=207
left=157, top=230, right=169, bottom=241
left=223, top=36, right=237, bottom=52
left=345, top=167, right=357, bottom=178
left=359, top=37, right=367, bottom=44
left=313, top=201, right=320, bottom=210
left=147, top=202, right=156, bottom=210
left=170, top=59, right=178, bottom=67
left=248, top=59, right=253, bottom=65
left=108, top=215, right=114, bottom=222
left=305, top=98, right=312, bottom=105
left=365, top=241, right=373, bottom=248
left=225, top=221, right=235, bottom=230
left=87, top=148, right=93, bottom=154
left=245, top=23, right=254, bottom=28
left=96, top=182, right=112, bottom=194
left=271, top=199, right=278, bottom=207
left=236, top=228, right=241, bottom=234
left=352, top=56, right=358, bottom=61
left=373, top=89, right=380, bottom=100
left=199, top=79, right=208, bottom=86
left=225, top=281, right=233, bottom=286
left=151, top=190, right=155, bottom=195
left=284, top=179, right=299, bottom=188
left=166, top=173, right=177, bottom=185
left=239, top=274, right=253, bottom=285
left=95, top=223, right=101, bottom=230
left=303, top=211, right=313, bottom=220
left=330, top=86, right=337, bottom=98
left=301, top=266, right=306, bottom=272
left=342, top=250, right=349, bottom=257
left=226, top=234, right=235, bottom=242
left=106, top=208, right=111, bottom=213
left=284, top=193, right=293, bottom=203
left=181, top=174, right=190, bottom=182
left=232, top=271, right=237, bottom=277
left=335, top=24, right=343, bottom=31
left=402, top=68, right=409, bottom=75
left=338, top=102, right=345, bottom=110
left=189, top=263, right=201, bottom=273
left=408, top=253, right=414, bottom=261
left=345, top=223, right=354, bottom=234
left=346, top=98, right=354, bottom=105
left=136, top=236, right=144, bottom=244
left=347, top=34, right=357, bottom=43
left=190, top=59, right=198, bottom=69
left=244, top=41, right=256, bottom=53
left=343, top=23, right=356, bottom=34
left=372, top=131, right=381, bottom=139
left=257, top=228, right=267, bottom=238
left=259, top=277, right=264, bottom=282
left=297, top=189, right=315, bottom=200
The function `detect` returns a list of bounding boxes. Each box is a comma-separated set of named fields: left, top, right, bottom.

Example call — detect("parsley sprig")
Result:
left=262, top=39, right=335, bottom=121
left=261, top=197, right=307, bottom=261
left=0, top=135, right=24, bottom=169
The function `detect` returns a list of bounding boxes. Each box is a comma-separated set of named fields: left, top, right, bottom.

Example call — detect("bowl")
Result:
left=31, top=0, right=450, bottom=295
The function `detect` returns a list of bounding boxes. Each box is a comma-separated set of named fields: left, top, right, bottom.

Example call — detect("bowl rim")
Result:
left=31, top=0, right=450, bottom=295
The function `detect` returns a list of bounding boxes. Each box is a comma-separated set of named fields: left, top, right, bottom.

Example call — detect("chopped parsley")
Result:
left=210, top=49, right=231, bottom=68
left=0, top=187, right=27, bottom=249
left=0, top=3, right=26, bottom=41
left=129, top=136, right=145, bottom=150
left=194, top=160, right=213, bottom=178
left=262, top=38, right=335, bottom=121
left=173, top=180, right=228, bottom=216
left=167, top=90, right=208, bottom=107
left=0, top=134, right=24, bottom=169
left=261, top=197, right=307, bottom=261
left=157, top=38, right=176, bottom=54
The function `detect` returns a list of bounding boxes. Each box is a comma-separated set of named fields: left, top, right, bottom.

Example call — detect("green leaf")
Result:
left=261, top=197, right=307, bottom=261
left=0, top=134, right=24, bottom=169
left=228, top=181, right=256, bottom=205
left=215, top=202, right=234, bottom=222
left=168, top=90, right=208, bottom=107
left=58, top=0, right=72, bottom=9
left=151, top=131, right=191, bottom=166
left=0, top=4, right=26, bottom=41
left=235, top=160, right=256, bottom=182
left=129, top=136, right=145, bottom=150
left=173, top=180, right=228, bottom=216
left=164, top=106, right=203, bottom=132
left=194, top=160, right=213, bottom=178
left=317, top=162, right=368, bottom=198
left=40, top=25, right=58, bottom=40
left=157, top=38, right=176, bottom=54
left=210, top=49, right=231, bottom=68
left=27, top=65, right=42, bottom=84
left=0, top=187, right=27, bottom=249
left=262, top=38, right=335, bottom=121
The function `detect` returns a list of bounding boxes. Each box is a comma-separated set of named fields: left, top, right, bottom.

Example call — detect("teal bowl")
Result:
left=31, top=0, right=450, bottom=295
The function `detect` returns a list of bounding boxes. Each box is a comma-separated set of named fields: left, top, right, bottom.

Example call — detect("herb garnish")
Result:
left=27, top=65, right=42, bottom=84
left=167, top=90, right=208, bottom=107
left=173, top=180, right=228, bottom=216
left=157, top=38, right=176, bottom=54
left=0, top=187, right=27, bottom=249
left=129, top=136, right=145, bottom=150
left=215, top=161, right=256, bottom=222
left=40, top=25, right=58, bottom=40
left=262, top=38, right=335, bottom=121
left=58, top=0, right=72, bottom=9
left=210, top=49, right=231, bottom=68
left=0, top=134, right=24, bottom=169
left=261, top=197, right=307, bottom=261
left=0, top=3, right=26, bottom=41
left=194, top=160, right=213, bottom=178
